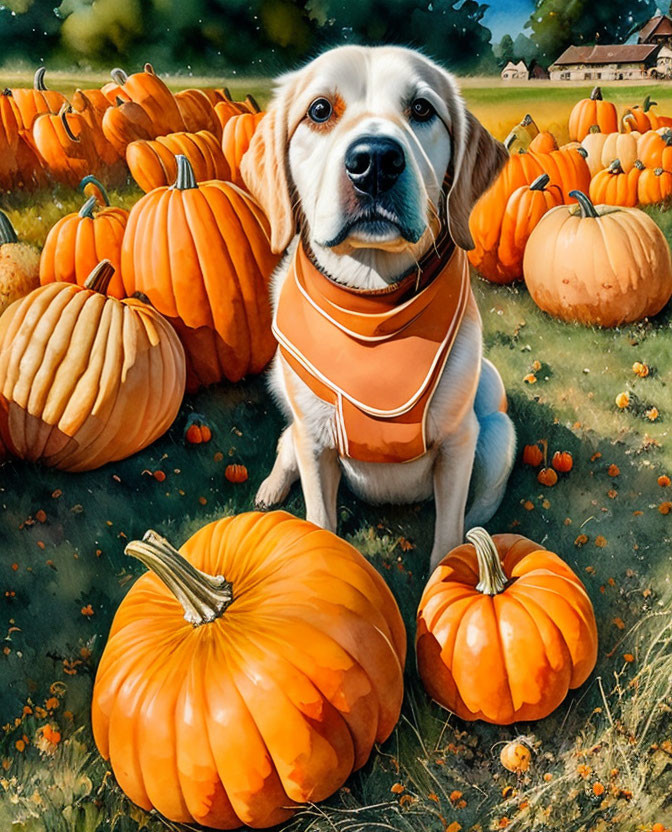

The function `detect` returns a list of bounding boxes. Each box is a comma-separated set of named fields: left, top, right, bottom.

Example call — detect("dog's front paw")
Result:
left=255, top=474, right=291, bottom=511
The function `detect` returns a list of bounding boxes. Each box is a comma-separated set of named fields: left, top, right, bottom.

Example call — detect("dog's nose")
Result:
left=344, top=136, right=405, bottom=196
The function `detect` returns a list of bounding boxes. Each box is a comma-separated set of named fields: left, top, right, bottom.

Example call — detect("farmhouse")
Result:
left=501, top=60, right=529, bottom=81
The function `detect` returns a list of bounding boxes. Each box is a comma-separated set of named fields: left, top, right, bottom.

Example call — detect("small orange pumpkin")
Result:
left=637, top=130, right=672, bottom=169
left=222, top=110, right=266, bottom=188
left=416, top=527, right=598, bottom=724
left=121, top=155, right=281, bottom=390
left=185, top=415, right=212, bottom=445
left=638, top=167, right=672, bottom=205
left=39, top=180, right=128, bottom=298
left=528, top=131, right=558, bottom=154
left=500, top=739, right=532, bottom=773
left=568, top=87, right=618, bottom=141
left=622, top=95, right=672, bottom=132
left=225, top=463, right=249, bottom=483
left=552, top=451, right=573, bottom=473
left=522, top=443, right=543, bottom=467
left=92, top=512, right=406, bottom=827
left=589, top=159, right=643, bottom=208
left=537, top=467, right=558, bottom=487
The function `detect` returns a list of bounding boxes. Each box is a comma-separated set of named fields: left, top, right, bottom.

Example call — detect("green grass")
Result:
left=1, top=109, right=672, bottom=830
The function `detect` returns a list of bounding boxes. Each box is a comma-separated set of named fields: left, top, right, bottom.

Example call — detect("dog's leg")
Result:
left=293, top=417, right=341, bottom=530
left=255, top=424, right=300, bottom=509
left=430, top=410, right=479, bottom=569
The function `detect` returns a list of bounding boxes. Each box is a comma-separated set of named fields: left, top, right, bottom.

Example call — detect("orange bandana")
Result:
left=273, top=240, right=471, bottom=464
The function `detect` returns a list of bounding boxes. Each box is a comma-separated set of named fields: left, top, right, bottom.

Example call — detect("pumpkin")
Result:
left=111, top=63, right=184, bottom=137
left=568, top=87, right=618, bottom=141
left=416, top=526, right=598, bottom=724
left=213, top=92, right=261, bottom=134
left=523, top=190, right=672, bottom=327
left=468, top=152, right=545, bottom=283
left=121, top=155, right=280, bottom=391
left=101, top=68, right=132, bottom=105
left=175, top=89, right=222, bottom=140
left=530, top=146, right=591, bottom=203
left=528, top=130, right=558, bottom=154
left=0, top=211, right=40, bottom=315
left=0, top=260, right=185, bottom=471
left=580, top=127, right=609, bottom=177
left=638, top=167, right=672, bottom=205
left=0, top=90, right=21, bottom=189
left=222, top=110, right=266, bottom=188
left=39, top=182, right=128, bottom=298
left=185, top=415, right=212, bottom=444
left=537, top=467, right=558, bottom=487
left=522, top=443, right=543, bottom=467
left=589, top=159, right=643, bottom=208
left=637, top=130, right=672, bottom=169
left=600, top=131, right=641, bottom=173
left=500, top=739, right=532, bottom=773
left=31, top=104, right=97, bottom=187
left=92, top=511, right=406, bottom=828
left=70, top=88, right=124, bottom=176
left=552, top=451, right=573, bottom=473
left=7, top=67, right=68, bottom=130
left=225, top=463, right=248, bottom=483
left=469, top=174, right=561, bottom=284
left=622, top=96, right=672, bottom=132
left=126, top=130, right=230, bottom=193
left=503, top=114, right=539, bottom=155
left=101, top=96, right=154, bottom=157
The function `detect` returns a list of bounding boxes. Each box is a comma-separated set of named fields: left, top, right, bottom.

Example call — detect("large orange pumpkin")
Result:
left=589, top=159, right=643, bottom=208
left=92, top=511, right=406, bottom=829
left=416, top=527, right=597, bottom=724
left=638, top=129, right=672, bottom=169
left=222, top=110, right=266, bottom=188
left=101, top=96, right=155, bottom=156
left=121, top=154, right=280, bottom=390
left=468, top=173, right=561, bottom=284
left=126, top=130, right=230, bottom=192
left=39, top=183, right=128, bottom=298
left=0, top=260, right=185, bottom=471
left=530, top=146, right=591, bottom=203
left=7, top=67, right=67, bottom=130
left=523, top=190, right=672, bottom=327
left=568, top=87, right=618, bottom=141
left=175, top=89, right=222, bottom=140
left=31, top=104, right=97, bottom=187
left=111, top=63, right=185, bottom=136
left=70, top=88, right=125, bottom=178
left=600, top=131, right=641, bottom=173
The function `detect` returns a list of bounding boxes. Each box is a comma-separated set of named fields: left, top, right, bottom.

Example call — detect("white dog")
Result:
left=241, top=45, right=515, bottom=567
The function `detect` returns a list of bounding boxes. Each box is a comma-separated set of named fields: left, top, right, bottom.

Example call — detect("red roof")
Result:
left=639, top=14, right=672, bottom=43
left=552, top=44, right=659, bottom=66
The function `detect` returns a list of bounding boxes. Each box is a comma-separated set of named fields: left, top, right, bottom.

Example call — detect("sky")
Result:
left=482, top=0, right=670, bottom=43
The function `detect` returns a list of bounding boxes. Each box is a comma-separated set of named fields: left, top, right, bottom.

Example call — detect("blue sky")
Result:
left=482, top=0, right=669, bottom=43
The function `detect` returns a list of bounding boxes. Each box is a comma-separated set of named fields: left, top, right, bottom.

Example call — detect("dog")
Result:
left=241, top=44, right=516, bottom=568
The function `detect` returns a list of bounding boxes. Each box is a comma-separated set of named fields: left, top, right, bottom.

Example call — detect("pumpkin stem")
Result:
left=33, top=66, right=47, bottom=91
left=588, top=124, right=601, bottom=133
left=78, top=195, right=98, bottom=219
left=173, top=154, right=197, bottom=190
left=530, top=173, right=550, bottom=191
left=634, top=159, right=645, bottom=170
left=608, top=158, right=623, bottom=174
left=590, top=86, right=603, bottom=101
left=114, top=96, right=125, bottom=106
left=125, top=530, right=233, bottom=627
left=222, top=87, right=233, bottom=101
left=503, top=131, right=516, bottom=151
left=655, top=167, right=664, bottom=176
left=3, top=89, right=12, bottom=97
left=466, top=527, right=508, bottom=596
left=570, top=190, right=599, bottom=218
left=79, top=174, right=110, bottom=206
left=576, top=146, right=588, bottom=158
left=144, top=63, right=156, bottom=75
left=643, top=95, right=657, bottom=112
left=59, top=105, right=79, bottom=143
left=110, top=68, right=128, bottom=86
left=0, top=210, right=18, bottom=245
left=83, top=259, right=115, bottom=294
left=245, top=94, right=261, bottom=114
left=521, top=113, right=534, bottom=126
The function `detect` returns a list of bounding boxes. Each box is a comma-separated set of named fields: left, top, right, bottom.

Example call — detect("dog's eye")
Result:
left=308, top=98, right=333, bottom=123
left=410, top=98, right=435, bottom=123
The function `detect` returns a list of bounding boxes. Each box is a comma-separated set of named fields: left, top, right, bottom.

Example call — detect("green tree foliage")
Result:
left=493, top=33, right=515, bottom=67
left=527, top=0, right=659, bottom=66
left=0, top=0, right=62, bottom=64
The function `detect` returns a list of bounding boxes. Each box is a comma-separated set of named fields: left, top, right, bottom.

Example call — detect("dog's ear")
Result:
left=447, top=110, right=507, bottom=251
left=240, top=107, right=295, bottom=254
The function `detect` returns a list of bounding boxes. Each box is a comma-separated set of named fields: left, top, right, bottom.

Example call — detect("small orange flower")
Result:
left=80, top=604, right=94, bottom=617
left=592, top=782, right=605, bottom=796
left=632, top=361, right=649, bottom=378
left=523, top=373, right=537, bottom=384
left=449, top=790, right=463, bottom=804
left=615, top=391, right=630, bottom=409
left=15, top=739, right=25, bottom=752
left=595, top=535, right=607, bottom=548
left=153, top=470, right=166, bottom=483
left=35, top=725, right=61, bottom=755
left=612, top=617, right=625, bottom=630
left=658, top=475, right=671, bottom=487
left=623, top=653, right=635, bottom=663
left=44, top=697, right=59, bottom=711
left=607, top=464, right=620, bottom=477
left=446, top=823, right=462, bottom=832
left=543, top=773, right=553, bottom=782
left=35, top=509, right=47, bottom=523
left=607, top=489, right=618, bottom=499
left=577, top=763, right=592, bottom=778
left=574, top=533, right=589, bottom=546
left=390, top=783, right=404, bottom=794
left=659, top=501, right=672, bottom=515
left=523, top=500, right=535, bottom=511
left=646, top=407, right=659, bottom=421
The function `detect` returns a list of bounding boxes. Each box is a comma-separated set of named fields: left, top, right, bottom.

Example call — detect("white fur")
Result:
left=254, top=46, right=515, bottom=567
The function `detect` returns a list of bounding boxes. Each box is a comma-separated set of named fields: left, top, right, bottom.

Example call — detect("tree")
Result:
left=527, top=0, right=658, bottom=66
left=493, top=33, right=515, bottom=67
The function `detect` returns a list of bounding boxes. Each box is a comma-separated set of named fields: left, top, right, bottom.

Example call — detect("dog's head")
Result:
left=241, top=45, right=506, bottom=280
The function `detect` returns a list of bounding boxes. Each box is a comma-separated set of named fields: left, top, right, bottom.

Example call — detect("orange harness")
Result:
left=273, top=240, right=471, bottom=464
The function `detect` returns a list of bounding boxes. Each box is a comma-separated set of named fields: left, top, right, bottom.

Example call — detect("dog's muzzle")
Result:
left=344, top=136, right=405, bottom=197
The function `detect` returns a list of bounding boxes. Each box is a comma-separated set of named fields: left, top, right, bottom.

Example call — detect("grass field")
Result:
left=1, top=76, right=672, bottom=832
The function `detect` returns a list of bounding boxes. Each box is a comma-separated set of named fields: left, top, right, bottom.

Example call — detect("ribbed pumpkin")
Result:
left=621, top=96, right=672, bottom=132
left=530, top=146, right=591, bottom=203
left=0, top=90, right=21, bottom=189
left=70, top=88, right=123, bottom=171
left=638, top=129, right=672, bottom=169
left=0, top=260, right=185, bottom=471
left=568, top=87, right=618, bottom=141
left=31, top=104, right=97, bottom=187
left=126, top=131, right=230, bottom=193
left=589, top=159, right=643, bottom=208
left=222, top=110, right=266, bottom=188
left=7, top=67, right=67, bottom=130
left=39, top=183, right=128, bottom=298
left=416, top=527, right=597, bottom=724
left=175, top=89, right=222, bottom=140
left=101, top=68, right=131, bottom=105
left=213, top=92, right=261, bottom=134
left=111, top=63, right=184, bottom=137
left=468, top=152, right=545, bottom=283
left=121, top=155, right=280, bottom=390
left=503, top=113, right=539, bottom=155
left=469, top=174, right=561, bottom=284
left=600, top=131, right=641, bottom=173
left=638, top=167, right=672, bottom=205
left=528, top=130, right=558, bottom=154
left=0, top=211, right=40, bottom=315
left=580, top=127, right=609, bottom=177
left=92, top=511, right=406, bottom=829
left=101, top=96, right=154, bottom=157
left=523, top=190, right=672, bottom=327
